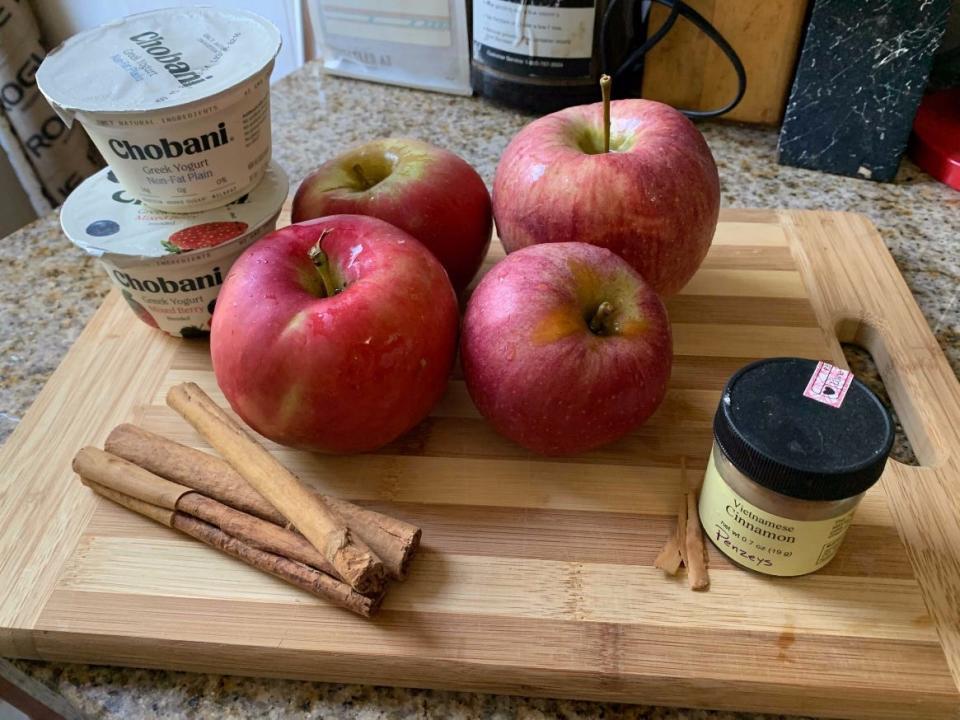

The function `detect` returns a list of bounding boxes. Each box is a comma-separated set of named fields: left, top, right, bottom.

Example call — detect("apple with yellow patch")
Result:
left=461, top=241, right=671, bottom=455
left=211, top=215, right=459, bottom=452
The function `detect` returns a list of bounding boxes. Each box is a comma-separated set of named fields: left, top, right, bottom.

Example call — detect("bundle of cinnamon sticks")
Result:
left=72, top=382, right=421, bottom=617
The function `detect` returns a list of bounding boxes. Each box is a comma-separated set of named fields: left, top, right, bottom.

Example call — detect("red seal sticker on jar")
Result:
left=803, top=361, right=854, bottom=408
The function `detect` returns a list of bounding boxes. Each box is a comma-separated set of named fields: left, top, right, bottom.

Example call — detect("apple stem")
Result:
left=352, top=163, right=372, bottom=190
left=589, top=301, right=615, bottom=335
left=308, top=229, right=340, bottom=298
left=600, top=74, right=612, bottom=153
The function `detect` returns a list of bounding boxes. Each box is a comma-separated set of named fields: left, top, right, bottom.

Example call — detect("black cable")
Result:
left=600, top=0, right=683, bottom=80
left=609, top=0, right=681, bottom=84
left=603, top=0, right=747, bottom=119
left=599, top=0, right=619, bottom=76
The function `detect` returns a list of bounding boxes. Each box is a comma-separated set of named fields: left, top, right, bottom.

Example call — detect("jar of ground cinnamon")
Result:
left=699, top=357, right=894, bottom=577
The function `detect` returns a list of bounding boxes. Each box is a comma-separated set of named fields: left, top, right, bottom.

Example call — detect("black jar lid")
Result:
left=713, top=358, right=894, bottom=502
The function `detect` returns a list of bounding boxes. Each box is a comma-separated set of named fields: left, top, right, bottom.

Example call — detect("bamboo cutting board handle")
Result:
left=782, top=210, right=960, bottom=690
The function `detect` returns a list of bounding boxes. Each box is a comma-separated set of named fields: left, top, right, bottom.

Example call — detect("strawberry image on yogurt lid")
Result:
left=163, top=222, right=250, bottom=253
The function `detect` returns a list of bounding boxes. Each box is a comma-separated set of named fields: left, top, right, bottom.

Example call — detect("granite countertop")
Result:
left=2, top=61, right=958, bottom=719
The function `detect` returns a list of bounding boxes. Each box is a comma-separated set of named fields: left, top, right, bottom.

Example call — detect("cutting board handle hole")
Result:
left=840, top=340, right=919, bottom=466
left=834, top=316, right=941, bottom=467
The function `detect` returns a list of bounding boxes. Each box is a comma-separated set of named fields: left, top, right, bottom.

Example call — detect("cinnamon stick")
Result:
left=684, top=491, right=710, bottom=592
left=76, top=463, right=382, bottom=616
left=654, top=532, right=682, bottom=575
left=323, top=495, right=420, bottom=580
left=106, top=424, right=420, bottom=578
left=73, top=446, right=193, bottom=509
left=176, top=493, right=341, bottom=579
left=655, top=460, right=710, bottom=589
left=166, top=382, right=384, bottom=594
left=82, top=478, right=175, bottom=527
left=75, top=447, right=350, bottom=582
left=107, top=424, right=280, bottom=522
left=681, top=458, right=709, bottom=591
left=171, top=513, right=382, bottom=617
left=675, top=490, right=688, bottom=568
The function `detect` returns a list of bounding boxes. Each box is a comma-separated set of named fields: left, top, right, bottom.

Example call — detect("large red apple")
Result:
left=211, top=215, right=459, bottom=453
left=492, top=99, right=719, bottom=296
left=461, top=241, right=671, bottom=455
left=292, top=138, right=492, bottom=293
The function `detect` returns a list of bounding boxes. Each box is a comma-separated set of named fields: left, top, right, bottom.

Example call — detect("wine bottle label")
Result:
left=472, top=0, right=596, bottom=79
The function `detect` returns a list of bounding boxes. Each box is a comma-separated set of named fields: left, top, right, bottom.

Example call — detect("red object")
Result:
left=461, top=241, right=672, bottom=456
left=292, top=138, right=492, bottom=294
left=492, top=98, right=719, bottom=297
left=166, top=221, right=249, bottom=251
left=909, top=88, right=960, bottom=190
left=210, top=215, right=459, bottom=453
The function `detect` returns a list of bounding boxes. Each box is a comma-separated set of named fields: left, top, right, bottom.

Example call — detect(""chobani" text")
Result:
left=108, top=122, right=229, bottom=161
left=129, top=31, right=208, bottom=87
left=113, top=267, right=223, bottom=293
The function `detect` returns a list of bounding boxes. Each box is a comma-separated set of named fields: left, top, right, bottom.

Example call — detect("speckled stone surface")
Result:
left=2, top=61, right=958, bottom=718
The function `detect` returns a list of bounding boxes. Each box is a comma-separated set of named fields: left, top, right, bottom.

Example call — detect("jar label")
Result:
left=698, top=450, right=856, bottom=576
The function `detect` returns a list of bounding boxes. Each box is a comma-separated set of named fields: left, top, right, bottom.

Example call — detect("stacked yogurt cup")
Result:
left=38, top=7, right=288, bottom=337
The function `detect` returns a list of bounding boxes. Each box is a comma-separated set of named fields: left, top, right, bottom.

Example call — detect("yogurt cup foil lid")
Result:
left=37, top=6, right=281, bottom=118
left=61, top=160, right=289, bottom=259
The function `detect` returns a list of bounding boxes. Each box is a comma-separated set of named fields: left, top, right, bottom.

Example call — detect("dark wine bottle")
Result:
left=469, top=0, right=636, bottom=114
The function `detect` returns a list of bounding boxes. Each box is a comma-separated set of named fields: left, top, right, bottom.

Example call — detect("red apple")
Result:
left=210, top=215, right=459, bottom=453
left=492, top=99, right=719, bottom=296
left=461, top=241, right=671, bottom=455
left=292, top=138, right=492, bottom=293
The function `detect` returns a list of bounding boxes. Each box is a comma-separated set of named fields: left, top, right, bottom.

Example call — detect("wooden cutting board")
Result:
left=2, top=209, right=959, bottom=719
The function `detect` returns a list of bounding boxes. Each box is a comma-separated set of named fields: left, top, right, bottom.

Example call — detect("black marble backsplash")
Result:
left=779, top=0, right=951, bottom=182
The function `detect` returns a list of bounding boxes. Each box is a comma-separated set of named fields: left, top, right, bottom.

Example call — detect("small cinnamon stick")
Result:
left=685, top=490, right=710, bottom=591
left=166, top=382, right=384, bottom=594
left=675, top=490, right=688, bottom=568
left=654, top=491, right=710, bottom=588
left=655, top=460, right=710, bottom=590
left=653, top=465, right=685, bottom=575
left=681, top=457, right=709, bottom=591
left=654, top=533, right=682, bottom=575
left=106, top=424, right=420, bottom=579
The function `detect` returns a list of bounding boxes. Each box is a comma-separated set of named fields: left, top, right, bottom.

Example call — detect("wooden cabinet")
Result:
left=641, top=0, right=810, bottom=124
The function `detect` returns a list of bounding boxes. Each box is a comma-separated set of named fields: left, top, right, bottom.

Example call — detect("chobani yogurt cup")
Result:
left=37, top=7, right=281, bottom=213
left=61, top=160, right=288, bottom=337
